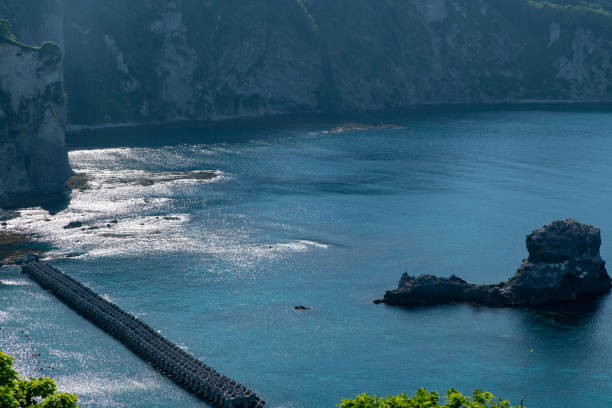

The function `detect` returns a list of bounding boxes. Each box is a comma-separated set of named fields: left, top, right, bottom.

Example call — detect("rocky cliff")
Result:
left=0, top=19, right=72, bottom=204
left=4, top=0, right=612, bottom=125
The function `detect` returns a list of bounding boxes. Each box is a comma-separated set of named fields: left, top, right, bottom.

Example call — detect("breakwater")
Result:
left=22, top=261, right=264, bottom=408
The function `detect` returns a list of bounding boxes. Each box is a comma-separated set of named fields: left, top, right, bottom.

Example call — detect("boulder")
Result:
left=375, top=220, right=612, bottom=306
left=63, top=221, right=83, bottom=229
left=14, top=253, right=40, bottom=265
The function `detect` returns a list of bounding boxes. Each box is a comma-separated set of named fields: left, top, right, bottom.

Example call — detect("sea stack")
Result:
left=0, top=19, right=72, bottom=206
left=375, top=219, right=612, bottom=306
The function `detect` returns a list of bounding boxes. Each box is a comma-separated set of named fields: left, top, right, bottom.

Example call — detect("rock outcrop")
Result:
left=375, top=220, right=612, bottom=306
left=0, top=19, right=72, bottom=205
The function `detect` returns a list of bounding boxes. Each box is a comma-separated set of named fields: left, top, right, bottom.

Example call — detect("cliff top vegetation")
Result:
left=0, top=18, right=16, bottom=42
left=0, top=17, right=61, bottom=56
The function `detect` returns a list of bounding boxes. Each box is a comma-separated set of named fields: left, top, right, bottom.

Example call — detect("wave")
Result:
left=0, top=279, right=33, bottom=286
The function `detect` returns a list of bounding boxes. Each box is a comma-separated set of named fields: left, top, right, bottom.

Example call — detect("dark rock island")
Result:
left=375, top=220, right=612, bottom=306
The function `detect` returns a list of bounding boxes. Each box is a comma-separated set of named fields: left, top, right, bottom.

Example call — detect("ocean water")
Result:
left=2, top=106, right=612, bottom=407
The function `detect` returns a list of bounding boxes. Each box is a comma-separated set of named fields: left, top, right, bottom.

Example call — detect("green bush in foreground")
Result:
left=0, top=350, right=79, bottom=408
left=339, top=388, right=525, bottom=408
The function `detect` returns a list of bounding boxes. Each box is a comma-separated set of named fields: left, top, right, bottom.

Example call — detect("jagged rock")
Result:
left=63, top=221, right=83, bottom=229
left=375, top=220, right=612, bottom=306
left=374, top=274, right=512, bottom=306
left=65, top=174, right=89, bottom=190
left=14, top=253, right=39, bottom=265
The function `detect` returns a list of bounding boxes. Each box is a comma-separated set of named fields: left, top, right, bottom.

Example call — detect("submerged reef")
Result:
left=375, top=219, right=612, bottom=306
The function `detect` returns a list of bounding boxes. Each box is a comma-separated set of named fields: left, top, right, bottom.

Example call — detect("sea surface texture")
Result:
left=2, top=107, right=612, bottom=407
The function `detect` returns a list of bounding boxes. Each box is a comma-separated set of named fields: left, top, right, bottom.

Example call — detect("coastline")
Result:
left=66, top=100, right=612, bottom=134
left=0, top=229, right=46, bottom=265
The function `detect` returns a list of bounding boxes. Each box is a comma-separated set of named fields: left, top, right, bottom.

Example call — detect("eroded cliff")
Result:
left=0, top=20, right=71, bottom=204
left=4, top=0, right=612, bottom=126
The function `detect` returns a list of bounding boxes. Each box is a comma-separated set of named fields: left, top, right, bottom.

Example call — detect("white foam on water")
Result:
left=273, top=239, right=331, bottom=252
left=100, top=294, right=117, bottom=303
left=296, top=239, right=331, bottom=249
left=48, top=348, right=89, bottom=361
left=0, top=279, right=32, bottom=286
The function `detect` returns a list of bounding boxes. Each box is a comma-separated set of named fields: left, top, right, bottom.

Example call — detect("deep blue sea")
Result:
left=2, top=106, right=612, bottom=407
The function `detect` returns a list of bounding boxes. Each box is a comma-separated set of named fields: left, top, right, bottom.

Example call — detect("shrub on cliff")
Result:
left=339, top=388, right=524, bottom=408
left=0, top=18, right=16, bottom=41
left=0, top=350, right=79, bottom=408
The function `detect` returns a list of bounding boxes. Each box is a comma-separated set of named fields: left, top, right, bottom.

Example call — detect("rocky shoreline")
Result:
left=375, top=220, right=612, bottom=306
left=0, top=230, right=45, bottom=266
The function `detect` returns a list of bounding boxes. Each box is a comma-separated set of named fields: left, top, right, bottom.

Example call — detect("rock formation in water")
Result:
left=0, top=19, right=72, bottom=205
left=375, top=220, right=612, bottom=306
left=4, top=0, right=612, bottom=126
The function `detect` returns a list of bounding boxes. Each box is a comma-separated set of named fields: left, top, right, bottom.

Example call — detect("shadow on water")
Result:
left=66, top=103, right=612, bottom=150
left=67, top=114, right=344, bottom=149
left=389, top=296, right=607, bottom=332
left=521, top=298, right=606, bottom=329
left=1, top=192, right=71, bottom=214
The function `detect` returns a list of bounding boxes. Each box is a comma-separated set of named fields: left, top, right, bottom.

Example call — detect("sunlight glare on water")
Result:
left=2, top=108, right=612, bottom=407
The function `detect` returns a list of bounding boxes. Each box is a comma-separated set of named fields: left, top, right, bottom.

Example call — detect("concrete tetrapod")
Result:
left=23, top=261, right=264, bottom=408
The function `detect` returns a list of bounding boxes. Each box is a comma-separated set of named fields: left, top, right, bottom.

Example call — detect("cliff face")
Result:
left=62, top=0, right=323, bottom=124
left=4, top=0, right=612, bottom=126
left=316, top=0, right=612, bottom=109
left=0, top=22, right=72, bottom=204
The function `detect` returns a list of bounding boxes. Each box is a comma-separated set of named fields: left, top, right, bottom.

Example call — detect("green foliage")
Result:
left=39, top=393, right=79, bottom=408
left=0, top=18, right=16, bottom=41
left=0, top=17, right=62, bottom=56
left=15, top=377, right=57, bottom=406
left=339, top=388, right=524, bottom=408
left=0, top=350, right=79, bottom=408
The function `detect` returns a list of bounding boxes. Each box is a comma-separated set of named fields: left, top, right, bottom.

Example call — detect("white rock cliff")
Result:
left=0, top=33, right=72, bottom=204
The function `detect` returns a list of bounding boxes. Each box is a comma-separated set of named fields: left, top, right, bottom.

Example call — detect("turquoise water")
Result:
left=3, top=107, right=612, bottom=407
